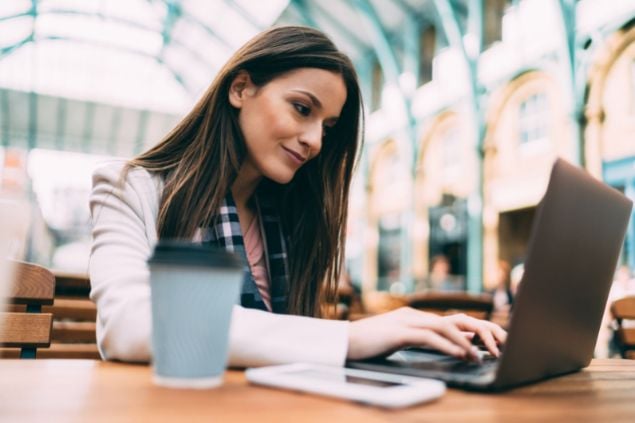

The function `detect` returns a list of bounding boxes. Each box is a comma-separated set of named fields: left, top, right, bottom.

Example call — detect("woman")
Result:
left=90, top=26, right=505, bottom=367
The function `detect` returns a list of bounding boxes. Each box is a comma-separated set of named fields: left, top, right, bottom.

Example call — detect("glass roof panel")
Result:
left=0, top=0, right=289, bottom=114
left=1, top=15, right=33, bottom=47
left=0, top=0, right=31, bottom=16
left=35, top=13, right=163, bottom=56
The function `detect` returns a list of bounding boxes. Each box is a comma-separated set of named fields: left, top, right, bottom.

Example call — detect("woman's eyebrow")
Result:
left=291, top=89, right=323, bottom=109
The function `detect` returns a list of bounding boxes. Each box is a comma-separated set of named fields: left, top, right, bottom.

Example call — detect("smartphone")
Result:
left=245, top=363, right=446, bottom=408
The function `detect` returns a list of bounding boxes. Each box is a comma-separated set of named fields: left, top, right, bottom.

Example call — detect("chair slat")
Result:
left=611, top=297, right=635, bottom=320
left=43, top=298, right=97, bottom=321
left=407, top=292, right=494, bottom=319
left=51, top=321, right=96, bottom=343
left=52, top=271, right=90, bottom=297
left=611, top=296, right=635, bottom=359
left=8, top=261, right=55, bottom=306
left=618, top=328, right=635, bottom=345
left=36, top=343, right=101, bottom=359
left=0, top=312, right=53, bottom=347
left=0, top=343, right=101, bottom=359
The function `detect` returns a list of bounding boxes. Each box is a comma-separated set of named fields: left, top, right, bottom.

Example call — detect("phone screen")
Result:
left=285, top=369, right=404, bottom=388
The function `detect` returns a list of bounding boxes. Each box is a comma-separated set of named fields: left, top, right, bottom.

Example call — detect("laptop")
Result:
left=347, top=158, right=633, bottom=391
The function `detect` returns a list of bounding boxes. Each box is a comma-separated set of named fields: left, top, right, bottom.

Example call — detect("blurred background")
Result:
left=1, top=0, right=634, bottom=304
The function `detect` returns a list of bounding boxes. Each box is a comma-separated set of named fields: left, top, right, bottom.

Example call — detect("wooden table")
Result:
left=2, top=359, right=635, bottom=422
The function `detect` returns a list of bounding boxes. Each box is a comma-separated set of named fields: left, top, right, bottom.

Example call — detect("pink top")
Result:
left=243, top=213, right=271, bottom=311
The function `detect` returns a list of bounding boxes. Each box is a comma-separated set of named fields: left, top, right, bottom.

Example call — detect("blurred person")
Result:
left=596, top=265, right=635, bottom=358
left=416, top=254, right=463, bottom=292
left=489, top=260, right=513, bottom=313
left=510, top=262, right=525, bottom=297
left=89, top=26, right=505, bottom=367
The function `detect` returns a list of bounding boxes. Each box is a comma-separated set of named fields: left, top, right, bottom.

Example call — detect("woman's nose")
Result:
left=299, top=122, right=323, bottom=156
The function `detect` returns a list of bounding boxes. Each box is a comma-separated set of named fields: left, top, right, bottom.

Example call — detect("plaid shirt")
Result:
left=200, top=189, right=289, bottom=314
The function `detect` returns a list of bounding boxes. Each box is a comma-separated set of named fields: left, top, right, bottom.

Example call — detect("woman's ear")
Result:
left=228, top=71, right=255, bottom=109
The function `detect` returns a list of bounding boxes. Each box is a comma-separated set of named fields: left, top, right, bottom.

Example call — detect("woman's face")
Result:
left=229, top=68, right=347, bottom=184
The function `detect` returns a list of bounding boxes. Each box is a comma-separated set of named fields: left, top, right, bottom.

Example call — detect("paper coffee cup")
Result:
left=148, top=241, right=243, bottom=389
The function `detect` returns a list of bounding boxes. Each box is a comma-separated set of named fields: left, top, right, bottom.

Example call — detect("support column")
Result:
left=352, top=0, right=418, bottom=292
left=433, top=0, right=485, bottom=293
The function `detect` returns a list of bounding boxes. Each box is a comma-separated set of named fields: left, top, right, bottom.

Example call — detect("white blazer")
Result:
left=89, top=162, right=349, bottom=367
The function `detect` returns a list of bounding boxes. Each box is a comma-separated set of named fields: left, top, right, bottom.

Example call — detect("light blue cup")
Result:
left=148, top=242, right=243, bottom=389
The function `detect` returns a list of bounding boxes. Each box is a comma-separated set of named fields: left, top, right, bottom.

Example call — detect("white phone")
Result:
left=245, top=363, right=446, bottom=409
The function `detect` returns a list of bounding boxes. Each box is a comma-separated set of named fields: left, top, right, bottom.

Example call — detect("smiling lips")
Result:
left=282, top=147, right=307, bottom=165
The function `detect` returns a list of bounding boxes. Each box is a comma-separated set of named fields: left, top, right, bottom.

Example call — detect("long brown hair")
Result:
left=128, top=26, right=363, bottom=317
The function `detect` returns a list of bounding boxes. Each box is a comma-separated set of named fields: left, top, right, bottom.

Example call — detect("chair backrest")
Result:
left=1, top=269, right=100, bottom=359
left=0, top=261, right=55, bottom=358
left=610, top=296, right=635, bottom=359
left=43, top=270, right=100, bottom=359
left=407, top=291, right=494, bottom=320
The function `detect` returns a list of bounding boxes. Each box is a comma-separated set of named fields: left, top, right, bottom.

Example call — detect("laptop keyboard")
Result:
left=388, top=347, right=499, bottom=376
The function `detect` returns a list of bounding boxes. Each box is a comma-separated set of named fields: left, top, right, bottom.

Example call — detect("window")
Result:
left=419, top=26, right=436, bottom=85
left=371, top=59, right=384, bottom=112
left=518, top=92, right=550, bottom=147
left=377, top=214, right=402, bottom=291
left=484, top=0, right=510, bottom=48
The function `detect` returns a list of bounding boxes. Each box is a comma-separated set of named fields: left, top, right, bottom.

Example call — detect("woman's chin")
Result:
left=264, top=170, right=296, bottom=185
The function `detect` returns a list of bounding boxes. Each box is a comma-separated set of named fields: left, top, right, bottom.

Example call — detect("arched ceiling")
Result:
left=0, top=0, right=464, bottom=156
left=0, top=0, right=290, bottom=113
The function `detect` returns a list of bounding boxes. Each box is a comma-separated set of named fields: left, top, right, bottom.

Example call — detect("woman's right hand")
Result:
left=346, top=307, right=507, bottom=361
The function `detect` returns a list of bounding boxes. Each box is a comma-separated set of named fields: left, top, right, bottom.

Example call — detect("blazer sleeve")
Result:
left=89, top=162, right=158, bottom=362
left=89, top=163, right=350, bottom=367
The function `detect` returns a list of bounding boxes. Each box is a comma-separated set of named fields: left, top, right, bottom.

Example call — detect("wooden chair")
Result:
left=0, top=261, right=55, bottom=358
left=42, top=271, right=100, bottom=359
left=2, top=266, right=100, bottom=359
left=406, top=291, right=494, bottom=321
left=610, top=296, right=635, bottom=360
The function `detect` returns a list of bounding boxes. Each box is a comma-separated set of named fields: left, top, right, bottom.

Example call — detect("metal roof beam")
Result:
left=352, top=0, right=418, bottom=292
left=351, top=0, right=401, bottom=83
left=82, top=102, right=96, bottom=153
left=158, top=0, right=182, bottom=58
left=55, top=96, right=67, bottom=151
left=0, top=11, right=32, bottom=23
left=28, top=91, right=37, bottom=150
left=0, top=35, right=34, bottom=60
left=290, top=0, right=319, bottom=28
left=556, top=0, right=583, bottom=166
left=433, top=0, right=485, bottom=294
left=0, top=8, right=217, bottom=70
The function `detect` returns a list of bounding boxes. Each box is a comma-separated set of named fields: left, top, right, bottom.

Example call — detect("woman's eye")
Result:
left=293, top=103, right=311, bottom=116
